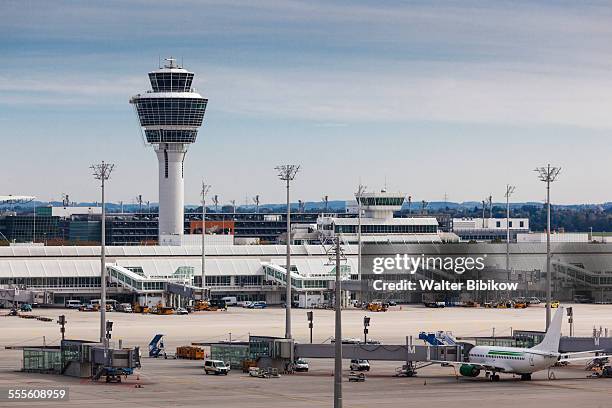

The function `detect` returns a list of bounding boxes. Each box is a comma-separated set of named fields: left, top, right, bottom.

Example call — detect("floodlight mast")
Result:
left=252, top=195, right=260, bottom=213
left=505, top=185, right=516, bottom=282
left=90, top=161, right=114, bottom=345
left=535, top=164, right=561, bottom=329
left=201, top=181, right=211, bottom=300
left=276, top=164, right=300, bottom=339
left=355, top=184, right=367, bottom=301
left=330, top=234, right=345, bottom=408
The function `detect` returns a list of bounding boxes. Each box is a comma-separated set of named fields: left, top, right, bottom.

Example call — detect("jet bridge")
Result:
left=295, top=337, right=465, bottom=363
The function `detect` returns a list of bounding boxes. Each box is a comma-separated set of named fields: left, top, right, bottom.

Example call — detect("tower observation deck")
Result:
left=130, top=58, right=208, bottom=241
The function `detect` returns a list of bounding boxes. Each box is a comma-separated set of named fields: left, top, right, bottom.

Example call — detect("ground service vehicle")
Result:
left=350, top=359, right=370, bottom=371
left=153, top=302, right=175, bottom=315
left=194, top=300, right=217, bottom=311
left=221, top=296, right=237, bottom=306
left=204, top=360, right=229, bottom=375
left=367, top=302, right=387, bottom=312
left=514, top=299, right=528, bottom=309
left=116, top=303, right=133, bottom=313
left=176, top=346, right=204, bottom=360
left=294, top=359, right=309, bottom=372
left=66, top=300, right=82, bottom=309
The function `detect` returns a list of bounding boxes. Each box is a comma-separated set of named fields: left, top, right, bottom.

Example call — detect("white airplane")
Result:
left=434, top=306, right=608, bottom=381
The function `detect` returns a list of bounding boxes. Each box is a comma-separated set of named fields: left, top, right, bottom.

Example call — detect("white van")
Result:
left=204, top=360, right=229, bottom=375
left=221, top=296, right=237, bottom=306
left=66, top=300, right=82, bottom=309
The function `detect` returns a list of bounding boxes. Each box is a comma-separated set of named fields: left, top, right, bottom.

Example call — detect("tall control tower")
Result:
left=130, top=58, right=208, bottom=243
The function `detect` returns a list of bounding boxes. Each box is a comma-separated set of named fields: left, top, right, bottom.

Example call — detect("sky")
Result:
left=1, top=0, right=612, bottom=206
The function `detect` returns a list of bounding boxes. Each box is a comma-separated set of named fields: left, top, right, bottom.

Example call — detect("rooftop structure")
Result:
left=316, top=190, right=451, bottom=244
left=130, top=58, right=208, bottom=241
left=452, top=217, right=530, bottom=242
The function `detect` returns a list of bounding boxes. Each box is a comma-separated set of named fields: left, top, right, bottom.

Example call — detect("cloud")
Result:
left=1, top=1, right=611, bottom=128
left=2, top=58, right=612, bottom=130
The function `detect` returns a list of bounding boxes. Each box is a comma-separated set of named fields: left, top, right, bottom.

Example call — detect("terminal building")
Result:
left=2, top=240, right=612, bottom=308
left=0, top=243, right=355, bottom=309
left=2, top=190, right=612, bottom=307
left=452, top=217, right=530, bottom=242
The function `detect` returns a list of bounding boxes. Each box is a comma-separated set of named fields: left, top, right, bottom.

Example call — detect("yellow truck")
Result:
left=193, top=300, right=218, bottom=311
left=176, top=346, right=205, bottom=360
left=367, top=302, right=388, bottom=312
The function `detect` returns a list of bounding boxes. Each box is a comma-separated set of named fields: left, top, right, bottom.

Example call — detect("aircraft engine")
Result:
left=459, top=364, right=481, bottom=377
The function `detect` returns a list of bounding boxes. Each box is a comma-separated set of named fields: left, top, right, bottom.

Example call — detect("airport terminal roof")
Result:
left=0, top=245, right=356, bottom=258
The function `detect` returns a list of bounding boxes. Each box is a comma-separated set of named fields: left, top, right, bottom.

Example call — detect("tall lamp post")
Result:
left=333, top=235, right=343, bottom=408
left=91, top=161, right=114, bottom=345
left=504, top=185, right=516, bottom=282
left=201, top=181, right=211, bottom=300
left=276, top=164, right=300, bottom=339
left=356, top=184, right=366, bottom=302
left=535, top=164, right=561, bottom=329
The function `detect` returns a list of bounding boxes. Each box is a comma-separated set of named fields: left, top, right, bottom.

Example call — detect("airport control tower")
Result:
left=130, top=58, right=208, bottom=242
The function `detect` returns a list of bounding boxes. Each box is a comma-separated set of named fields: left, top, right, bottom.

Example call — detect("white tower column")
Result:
left=131, top=58, right=207, bottom=246
left=156, top=143, right=187, bottom=237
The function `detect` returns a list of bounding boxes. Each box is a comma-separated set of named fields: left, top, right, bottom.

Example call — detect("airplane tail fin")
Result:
left=532, top=306, right=564, bottom=353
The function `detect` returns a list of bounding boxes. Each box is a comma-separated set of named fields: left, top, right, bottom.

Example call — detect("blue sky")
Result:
left=1, top=0, right=611, bottom=205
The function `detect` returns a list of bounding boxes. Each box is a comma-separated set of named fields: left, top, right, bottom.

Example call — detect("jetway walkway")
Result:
left=295, top=340, right=464, bottom=363
left=107, top=264, right=199, bottom=298
left=553, top=260, right=612, bottom=288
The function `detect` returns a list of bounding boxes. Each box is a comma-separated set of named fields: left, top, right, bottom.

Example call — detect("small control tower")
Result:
left=130, top=58, right=208, bottom=242
left=357, top=189, right=405, bottom=220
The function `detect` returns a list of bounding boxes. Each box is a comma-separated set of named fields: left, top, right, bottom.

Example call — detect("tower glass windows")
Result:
left=134, top=98, right=207, bottom=127
left=358, top=197, right=404, bottom=206
left=148, top=72, right=194, bottom=92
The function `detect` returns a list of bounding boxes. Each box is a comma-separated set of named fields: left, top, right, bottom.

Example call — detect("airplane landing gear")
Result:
left=489, top=373, right=500, bottom=382
left=520, top=374, right=532, bottom=381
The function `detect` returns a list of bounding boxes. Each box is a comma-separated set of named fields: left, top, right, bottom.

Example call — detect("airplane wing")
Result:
left=430, top=360, right=505, bottom=372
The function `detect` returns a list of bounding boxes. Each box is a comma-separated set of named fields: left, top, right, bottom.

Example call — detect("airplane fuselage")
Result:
left=468, top=345, right=558, bottom=375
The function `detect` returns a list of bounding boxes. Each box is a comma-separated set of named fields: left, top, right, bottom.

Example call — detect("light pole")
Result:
left=481, top=200, right=486, bottom=227
left=334, top=235, right=343, bottom=408
left=253, top=195, right=260, bottom=214
left=535, top=164, right=561, bottom=329
left=201, top=181, right=211, bottom=300
left=33, top=200, right=36, bottom=243
left=505, top=185, right=516, bottom=282
left=91, top=161, right=114, bottom=345
left=276, top=164, right=300, bottom=339
left=356, top=184, right=366, bottom=302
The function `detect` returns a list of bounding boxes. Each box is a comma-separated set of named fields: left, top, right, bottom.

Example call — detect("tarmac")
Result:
left=0, top=304, right=611, bottom=407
